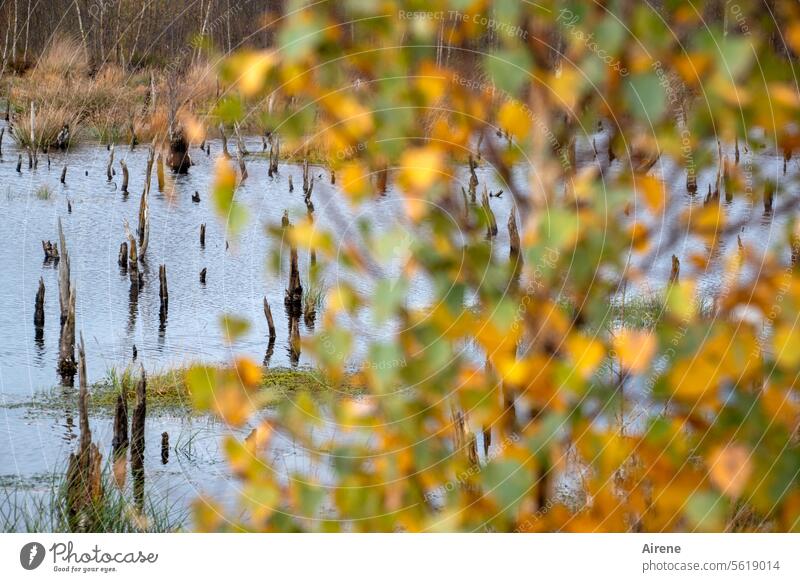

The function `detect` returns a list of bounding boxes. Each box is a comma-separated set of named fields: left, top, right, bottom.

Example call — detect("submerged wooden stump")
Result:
left=131, top=368, right=147, bottom=513
left=161, top=432, right=169, bottom=464
left=284, top=247, right=303, bottom=317
left=118, top=241, right=128, bottom=270
left=65, top=335, right=103, bottom=532
left=508, top=207, right=520, bottom=258
left=112, top=379, right=129, bottom=457
left=159, top=264, right=168, bottom=324
left=42, top=240, right=59, bottom=261
left=263, top=297, right=276, bottom=340
left=167, top=127, right=191, bottom=174
left=106, top=144, right=115, bottom=181
left=670, top=255, right=680, bottom=285
left=120, top=160, right=129, bottom=193
left=34, top=277, right=45, bottom=328
left=57, top=220, right=76, bottom=379
left=481, top=189, right=498, bottom=238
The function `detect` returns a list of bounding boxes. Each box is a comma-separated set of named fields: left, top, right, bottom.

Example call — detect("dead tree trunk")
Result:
left=120, top=160, right=129, bottom=193
left=137, top=150, right=152, bottom=260
left=112, top=377, right=128, bottom=457
left=158, top=264, right=168, bottom=323
left=285, top=247, right=303, bottom=316
left=57, top=219, right=76, bottom=378
left=34, top=276, right=44, bottom=328
left=106, top=144, right=114, bottom=181
left=161, top=432, right=169, bottom=464
left=118, top=241, right=128, bottom=270
left=130, top=367, right=146, bottom=513
left=508, top=207, right=520, bottom=258
left=481, top=189, right=498, bottom=238
left=219, top=123, right=230, bottom=158
left=156, top=153, right=165, bottom=190
left=263, top=297, right=276, bottom=339
left=468, top=155, right=479, bottom=202
left=65, top=335, right=103, bottom=532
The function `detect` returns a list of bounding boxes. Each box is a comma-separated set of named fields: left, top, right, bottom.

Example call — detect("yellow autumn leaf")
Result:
left=773, top=323, right=800, bottom=369
left=613, top=330, right=656, bottom=373
left=339, top=161, right=372, bottom=202
left=566, top=334, right=605, bottom=379
left=497, top=100, right=531, bottom=141
left=708, top=445, right=752, bottom=498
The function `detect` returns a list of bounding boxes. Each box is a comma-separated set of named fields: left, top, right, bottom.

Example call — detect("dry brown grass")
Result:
left=34, top=36, right=89, bottom=79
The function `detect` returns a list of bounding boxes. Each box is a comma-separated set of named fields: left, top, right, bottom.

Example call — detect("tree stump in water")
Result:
left=65, top=336, right=103, bottom=532
left=42, top=240, right=59, bottom=261
left=284, top=247, right=303, bottom=317
left=508, top=207, right=520, bottom=258
left=200, top=223, right=206, bottom=248
left=481, top=189, right=498, bottom=238
left=118, top=241, right=128, bottom=270
left=161, top=432, right=169, bottom=464
left=263, top=297, right=276, bottom=340
left=106, top=144, right=115, bottom=181
left=159, top=264, right=168, bottom=323
left=156, top=153, right=165, bottom=190
left=112, top=379, right=129, bottom=458
left=131, top=368, right=147, bottom=513
left=57, top=220, right=77, bottom=379
left=167, top=126, right=191, bottom=174
left=670, top=255, right=680, bottom=285
left=34, top=277, right=45, bottom=328
left=120, top=160, right=129, bottom=193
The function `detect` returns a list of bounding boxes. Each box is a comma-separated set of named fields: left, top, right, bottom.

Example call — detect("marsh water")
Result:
left=0, top=122, right=795, bottom=528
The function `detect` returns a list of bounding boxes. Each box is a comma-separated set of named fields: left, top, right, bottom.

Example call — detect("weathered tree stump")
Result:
left=131, top=367, right=146, bottom=513
left=263, top=297, right=276, bottom=340
left=508, top=207, right=520, bottom=258
left=161, top=432, right=169, bottom=464
left=302, top=158, right=310, bottom=194
left=219, top=123, right=231, bottom=159
left=65, top=335, right=103, bottom=532
left=237, top=151, right=248, bottom=181
left=156, top=153, right=165, bottom=190
left=764, top=183, right=775, bottom=213
left=16, top=153, right=21, bottom=172
left=481, top=189, right=498, bottom=238
left=42, top=240, right=59, bottom=261
left=468, top=155, right=479, bottom=202
left=137, top=151, right=152, bottom=260
left=120, top=160, right=129, bottom=193
left=159, top=264, right=168, bottom=323
left=288, top=175, right=294, bottom=192
left=376, top=164, right=388, bottom=194
left=60, top=165, right=67, bottom=184
left=284, top=247, right=303, bottom=316
left=112, top=378, right=128, bottom=458
left=106, top=144, right=115, bottom=181
left=34, top=277, right=45, bottom=328
left=200, top=223, right=206, bottom=248
left=118, top=241, right=128, bottom=270
left=200, top=267, right=207, bottom=285
left=167, top=125, right=191, bottom=174
left=57, top=220, right=77, bottom=378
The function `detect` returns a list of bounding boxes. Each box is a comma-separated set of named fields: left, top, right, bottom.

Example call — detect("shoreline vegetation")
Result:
left=8, top=366, right=364, bottom=413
